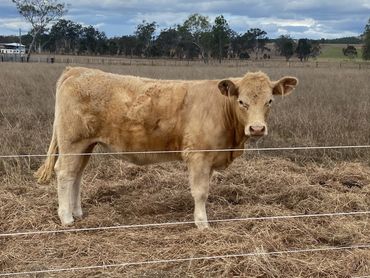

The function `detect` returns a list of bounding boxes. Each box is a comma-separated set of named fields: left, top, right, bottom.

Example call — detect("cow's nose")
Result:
left=249, top=125, right=266, bottom=136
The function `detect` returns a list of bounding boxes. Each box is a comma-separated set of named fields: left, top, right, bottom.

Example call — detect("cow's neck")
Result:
left=222, top=97, right=246, bottom=148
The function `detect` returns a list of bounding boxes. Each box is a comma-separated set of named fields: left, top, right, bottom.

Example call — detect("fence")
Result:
left=2, top=53, right=370, bottom=69
left=1, top=145, right=370, bottom=276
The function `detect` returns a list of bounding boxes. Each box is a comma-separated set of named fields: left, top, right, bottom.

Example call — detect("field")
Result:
left=318, top=44, right=364, bottom=61
left=1, top=62, right=370, bottom=277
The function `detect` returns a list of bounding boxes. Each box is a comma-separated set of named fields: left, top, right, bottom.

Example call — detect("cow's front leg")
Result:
left=188, top=158, right=212, bottom=230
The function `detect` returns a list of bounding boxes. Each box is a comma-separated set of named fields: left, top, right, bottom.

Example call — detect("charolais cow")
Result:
left=35, top=67, right=298, bottom=229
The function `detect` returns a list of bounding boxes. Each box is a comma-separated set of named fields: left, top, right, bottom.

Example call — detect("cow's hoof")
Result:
left=60, top=217, right=74, bottom=226
left=73, top=208, right=83, bottom=218
left=195, top=222, right=210, bottom=230
left=59, top=211, right=74, bottom=226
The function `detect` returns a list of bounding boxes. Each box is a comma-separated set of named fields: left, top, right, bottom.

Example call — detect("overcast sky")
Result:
left=0, top=0, right=369, bottom=39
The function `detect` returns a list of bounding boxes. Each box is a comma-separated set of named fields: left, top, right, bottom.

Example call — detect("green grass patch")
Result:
left=319, top=44, right=363, bottom=61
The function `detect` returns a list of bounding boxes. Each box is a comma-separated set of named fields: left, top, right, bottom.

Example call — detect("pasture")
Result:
left=318, top=44, right=364, bottom=61
left=0, top=62, right=370, bottom=277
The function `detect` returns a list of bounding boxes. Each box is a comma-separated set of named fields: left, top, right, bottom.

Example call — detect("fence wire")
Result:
left=1, top=144, right=370, bottom=159
left=1, top=244, right=370, bottom=277
left=1, top=210, right=369, bottom=237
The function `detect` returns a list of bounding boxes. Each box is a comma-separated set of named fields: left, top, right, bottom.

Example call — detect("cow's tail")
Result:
left=34, top=124, right=58, bottom=184
left=34, top=67, right=75, bottom=183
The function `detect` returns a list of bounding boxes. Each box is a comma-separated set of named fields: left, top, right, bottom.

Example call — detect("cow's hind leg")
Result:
left=55, top=142, right=93, bottom=225
left=188, top=156, right=212, bottom=230
left=71, top=144, right=95, bottom=218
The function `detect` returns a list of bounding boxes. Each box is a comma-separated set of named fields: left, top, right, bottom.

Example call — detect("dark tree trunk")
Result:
left=27, top=34, right=37, bottom=62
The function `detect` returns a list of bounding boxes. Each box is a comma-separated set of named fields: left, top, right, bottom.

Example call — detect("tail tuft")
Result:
left=34, top=127, right=58, bottom=184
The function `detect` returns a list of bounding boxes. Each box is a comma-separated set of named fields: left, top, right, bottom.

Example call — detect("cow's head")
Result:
left=218, top=72, right=298, bottom=137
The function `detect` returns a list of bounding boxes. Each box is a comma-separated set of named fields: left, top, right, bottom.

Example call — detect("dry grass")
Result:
left=1, top=62, right=370, bottom=277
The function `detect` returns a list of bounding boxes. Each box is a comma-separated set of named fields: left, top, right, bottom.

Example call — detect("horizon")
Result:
left=0, top=0, right=369, bottom=39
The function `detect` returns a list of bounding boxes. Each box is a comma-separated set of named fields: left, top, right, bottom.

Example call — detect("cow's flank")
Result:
left=35, top=67, right=298, bottom=229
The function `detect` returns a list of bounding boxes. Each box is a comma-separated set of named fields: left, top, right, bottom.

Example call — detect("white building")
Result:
left=0, top=43, right=26, bottom=56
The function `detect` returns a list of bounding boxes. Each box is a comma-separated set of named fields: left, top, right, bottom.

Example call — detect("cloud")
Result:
left=0, top=18, right=30, bottom=35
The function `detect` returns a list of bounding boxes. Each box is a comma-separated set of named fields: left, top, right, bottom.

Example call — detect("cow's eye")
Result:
left=238, top=100, right=244, bottom=105
left=267, top=99, right=273, bottom=106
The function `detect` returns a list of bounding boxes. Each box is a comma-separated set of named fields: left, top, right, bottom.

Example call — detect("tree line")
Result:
left=5, top=0, right=370, bottom=61
left=0, top=15, right=331, bottom=62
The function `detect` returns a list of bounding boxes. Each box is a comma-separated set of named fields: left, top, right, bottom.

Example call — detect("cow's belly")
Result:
left=211, top=150, right=244, bottom=170
left=118, top=153, right=182, bottom=165
left=98, top=135, right=183, bottom=165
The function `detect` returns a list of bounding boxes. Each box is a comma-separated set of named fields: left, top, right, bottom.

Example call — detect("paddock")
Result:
left=0, top=62, right=369, bottom=277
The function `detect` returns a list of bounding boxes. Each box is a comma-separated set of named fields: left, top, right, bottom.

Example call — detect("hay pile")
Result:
left=1, top=156, right=370, bottom=277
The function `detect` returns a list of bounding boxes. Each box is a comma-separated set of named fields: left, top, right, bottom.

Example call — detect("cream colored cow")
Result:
left=36, top=67, right=298, bottom=229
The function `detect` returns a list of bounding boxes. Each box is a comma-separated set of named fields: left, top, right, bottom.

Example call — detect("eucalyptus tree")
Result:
left=363, top=18, right=370, bottom=60
left=182, top=13, right=213, bottom=63
left=212, top=15, right=232, bottom=63
left=12, top=0, right=67, bottom=61
left=275, top=35, right=295, bottom=61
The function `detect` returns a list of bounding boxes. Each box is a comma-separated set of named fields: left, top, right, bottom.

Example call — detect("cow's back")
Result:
left=55, top=67, right=189, bottom=162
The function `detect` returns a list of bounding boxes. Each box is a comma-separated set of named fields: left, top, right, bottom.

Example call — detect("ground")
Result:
left=318, top=44, right=364, bottom=61
left=0, top=62, right=370, bottom=277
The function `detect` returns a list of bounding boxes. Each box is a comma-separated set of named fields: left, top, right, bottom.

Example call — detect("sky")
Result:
left=0, top=0, right=369, bottom=39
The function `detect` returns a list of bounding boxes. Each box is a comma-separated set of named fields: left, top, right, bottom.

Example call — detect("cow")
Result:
left=35, top=67, right=298, bottom=229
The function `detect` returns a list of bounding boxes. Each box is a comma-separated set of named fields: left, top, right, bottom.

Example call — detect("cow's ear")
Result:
left=272, top=76, right=298, bottom=96
left=218, top=80, right=238, bottom=97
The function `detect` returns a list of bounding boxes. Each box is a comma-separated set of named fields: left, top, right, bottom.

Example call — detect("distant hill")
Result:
left=315, top=37, right=363, bottom=44
left=269, top=36, right=363, bottom=45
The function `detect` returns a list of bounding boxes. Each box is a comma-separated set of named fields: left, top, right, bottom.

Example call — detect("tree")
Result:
left=156, top=28, right=180, bottom=57
left=135, top=21, right=157, bottom=57
left=296, top=38, right=312, bottom=61
left=362, top=18, right=370, bottom=60
left=106, top=38, right=119, bottom=55
left=182, top=14, right=212, bottom=63
left=342, top=45, right=357, bottom=59
left=12, top=0, right=67, bottom=61
left=245, top=28, right=268, bottom=59
left=79, top=26, right=107, bottom=55
left=212, top=15, right=232, bottom=63
left=48, top=19, right=82, bottom=54
left=175, top=25, right=196, bottom=59
left=275, top=35, right=295, bottom=61
left=230, top=34, right=247, bottom=58
left=310, top=42, right=321, bottom=59
left=118, top=35, right=138, bottom=56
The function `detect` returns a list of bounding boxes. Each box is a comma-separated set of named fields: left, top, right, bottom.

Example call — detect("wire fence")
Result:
left=1, top=244, right=370, bottom=277
left=1, top=210, right=370, bottom=237
left=2, top=54, right=370, bottom=70
left=1, top=144, right=370, bottom=159
left=1, top=144, right=370, bottom=276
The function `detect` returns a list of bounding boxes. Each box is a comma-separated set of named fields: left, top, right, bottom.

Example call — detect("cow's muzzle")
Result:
left=245, top=124, right=267, bottom=137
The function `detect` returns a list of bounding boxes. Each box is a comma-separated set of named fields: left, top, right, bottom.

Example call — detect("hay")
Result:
left=1, top=63, right=370, bottom=277
left=1, top=157, right=370, bottom=277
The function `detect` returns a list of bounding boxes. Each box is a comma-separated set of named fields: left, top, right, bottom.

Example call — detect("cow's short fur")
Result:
left=35, top=67, right=298, bottom=228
